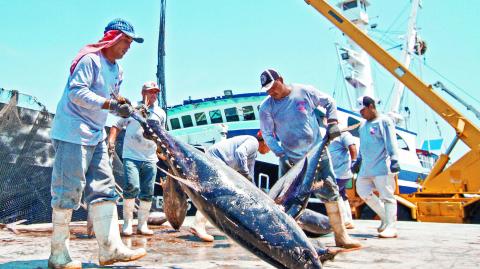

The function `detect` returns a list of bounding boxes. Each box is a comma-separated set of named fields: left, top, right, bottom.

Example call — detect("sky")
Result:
left=1, top=0, right=479, bottom=159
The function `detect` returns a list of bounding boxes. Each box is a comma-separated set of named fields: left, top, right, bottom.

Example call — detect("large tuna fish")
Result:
left=268, top=137, right=332, bottom=237
left=133, top=112, right=322, bottom=269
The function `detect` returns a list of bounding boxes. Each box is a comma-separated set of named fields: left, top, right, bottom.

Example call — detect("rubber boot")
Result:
left=190, top=211, right=214, bottom=242
left=325, top=201, right=362, bottom=249
left=379, top=202, right=398, bottom=238
left=363, top=195, right=386, bottom=232
left=343, top=199, right=355, bottom=229
left=137, top=200, right=154, bottom=235
left=122, top=199, right=135, bottom=236
left=48, top=208, right=82, bottom=269
left=91, top=201, right=147, bottom=266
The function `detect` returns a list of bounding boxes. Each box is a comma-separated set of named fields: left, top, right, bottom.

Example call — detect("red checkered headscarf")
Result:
left=69, top=30, right=125, bottom=75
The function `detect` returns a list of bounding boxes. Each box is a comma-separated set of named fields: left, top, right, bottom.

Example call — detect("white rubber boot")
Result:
left=190, top=211, right=214, bottom=242
left=137, top=200, right=154, bottom=235
left=325, top=200, right=362, bottom=249
left=363, top=195, right=387, bottom=232
left=122, top=199, right=135, bottom=236
left=379, top=202, right=398, bottom=238
left=343, top=199, right=355, bottom=229
left=91, top=201, right=147, bottom=266
left=48, top=208, right=82, bottom=269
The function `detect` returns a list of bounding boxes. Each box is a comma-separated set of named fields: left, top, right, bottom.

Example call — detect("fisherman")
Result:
left=107, top=81, right=166, bottom=236
left=328, top=130, right=357, bottom=229
left=48, top=19, right=146, bottom=268
left=352, top=95, right=400, bottom=238
left=190, top=132, right=270, bottom=242
left=259, top=69, right=361, bottom=249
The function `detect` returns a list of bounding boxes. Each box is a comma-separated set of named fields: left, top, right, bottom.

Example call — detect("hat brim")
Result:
left=355, top=105, right=367, bottom=112
left=121, top=30, right=144, bottom=43
left=261, top=81, right=274, bottom=92
left=143, top=87, right=160, bottom=93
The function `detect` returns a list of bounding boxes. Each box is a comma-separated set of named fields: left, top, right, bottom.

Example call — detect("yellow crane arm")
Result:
left=304, top=0, right=480, bottom=149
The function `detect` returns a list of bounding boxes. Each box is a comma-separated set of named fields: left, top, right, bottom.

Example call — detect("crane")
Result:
left=304, top=0, right=480, bottom=223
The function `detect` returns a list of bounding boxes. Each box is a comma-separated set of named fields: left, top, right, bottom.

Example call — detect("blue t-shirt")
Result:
left=328, top=131, right=356, bottom=179
left=207, top=135, right=259, bottom=179
left=259, top=83, right=338, bottom=163
left=358, top=115, right=399, bottom=177
left=51, top=52, right=122, bottom=145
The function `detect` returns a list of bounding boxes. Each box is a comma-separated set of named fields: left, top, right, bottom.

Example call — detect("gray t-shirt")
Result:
left=207, top=135, right=259, bottom=179
left=328, top=131, right=355, bottom=179
left=259, top=83, right=338, bottom=163
left=51, top=51, right=122, bottom=145
left=358, top=115, right=399, bottom=177
left=115, top=102, right=166, bottom=162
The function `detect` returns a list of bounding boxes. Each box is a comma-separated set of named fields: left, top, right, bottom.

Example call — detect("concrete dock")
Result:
left=0, top=218, right=478, bottom=269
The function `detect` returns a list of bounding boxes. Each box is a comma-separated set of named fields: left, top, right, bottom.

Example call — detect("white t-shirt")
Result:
left=115, top=102, right=166, bottom=162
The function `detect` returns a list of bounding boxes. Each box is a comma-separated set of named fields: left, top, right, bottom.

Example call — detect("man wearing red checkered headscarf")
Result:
left=48, top=19, right=146, bottom=268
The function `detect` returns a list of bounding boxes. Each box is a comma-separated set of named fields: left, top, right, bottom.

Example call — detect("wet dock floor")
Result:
left=0, top=218, right=479, bottom=269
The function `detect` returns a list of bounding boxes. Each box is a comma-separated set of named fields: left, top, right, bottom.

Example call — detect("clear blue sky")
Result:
left=1, top=0, right=479, bottom=158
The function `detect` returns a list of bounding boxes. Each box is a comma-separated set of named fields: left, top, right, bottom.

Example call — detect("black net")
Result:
left=0, top=89, right=67, bottom=224
left=0, top=89, right=190, bottom=225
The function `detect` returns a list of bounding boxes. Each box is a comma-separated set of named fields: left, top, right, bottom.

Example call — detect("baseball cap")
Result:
left=356, top=95, right=377, bottom=111
left=142, top=81, right=160, bottom=93
left=105, top=18, right=144, bottom=43
left=260, top=69, right=280, bottom=91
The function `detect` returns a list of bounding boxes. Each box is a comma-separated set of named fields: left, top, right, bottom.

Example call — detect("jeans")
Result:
left=122, top=158, right=157, bottom=201
left=51, top=139, right=118, bottom=209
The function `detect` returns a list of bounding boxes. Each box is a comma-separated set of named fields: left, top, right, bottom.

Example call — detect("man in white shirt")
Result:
left=108, top=81, right=166, bottom=236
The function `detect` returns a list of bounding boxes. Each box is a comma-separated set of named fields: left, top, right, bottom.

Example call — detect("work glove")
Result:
left=351, top=158, right=361, bottom=174
left=390, top=159, right=400, bottom=173
left=326, top=122, right=341, bottom=141
left=109, top=99, right=133, bottom=118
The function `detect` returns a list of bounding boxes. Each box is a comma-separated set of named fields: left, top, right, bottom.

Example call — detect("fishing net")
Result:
left=0, top=89, right=171, bottom=225
left=0, top=89, right=66, bottom=224
left=0, top=90, right=121, bottom=224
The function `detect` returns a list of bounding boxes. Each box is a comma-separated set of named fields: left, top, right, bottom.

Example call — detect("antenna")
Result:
left=157, top=0, right=167, bottom=111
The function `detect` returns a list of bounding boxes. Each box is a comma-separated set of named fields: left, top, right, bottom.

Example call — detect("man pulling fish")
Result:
left=48, top=19, right=147, bottom=268
left=259, top=69, right=361, bottom=249
left=107, top=81, right=166, bottom=236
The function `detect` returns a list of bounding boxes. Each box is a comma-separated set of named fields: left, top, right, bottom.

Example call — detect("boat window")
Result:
left=224, top=107, right=239, bottom=122
left=342, top=0, right=358, bottom=11
left=209, top=109, right=223, bottom=123
left=396, top=134, right=409, bottom=151
left=242, top=106, right=255, bottom=121
left=195, top=112, right=208, bottom=126
left=181, top=115, right=193, bottom=128
left=170, top=118, right=181, bottom=130
left=347, top=117, right=361, bottom=137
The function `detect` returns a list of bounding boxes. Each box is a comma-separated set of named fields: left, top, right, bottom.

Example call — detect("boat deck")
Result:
left=0, top=218, right=478, bottom=269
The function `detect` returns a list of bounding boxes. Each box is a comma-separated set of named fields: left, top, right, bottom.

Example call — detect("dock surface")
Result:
left=0, top=218, right=478, bottom=269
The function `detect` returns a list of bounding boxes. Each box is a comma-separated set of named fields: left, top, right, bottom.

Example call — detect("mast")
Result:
left=388, top=0, right=422, bottom=125
left=157, top=0, right=167, bottom=110
left=336, top=0, right=376, bottom=109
